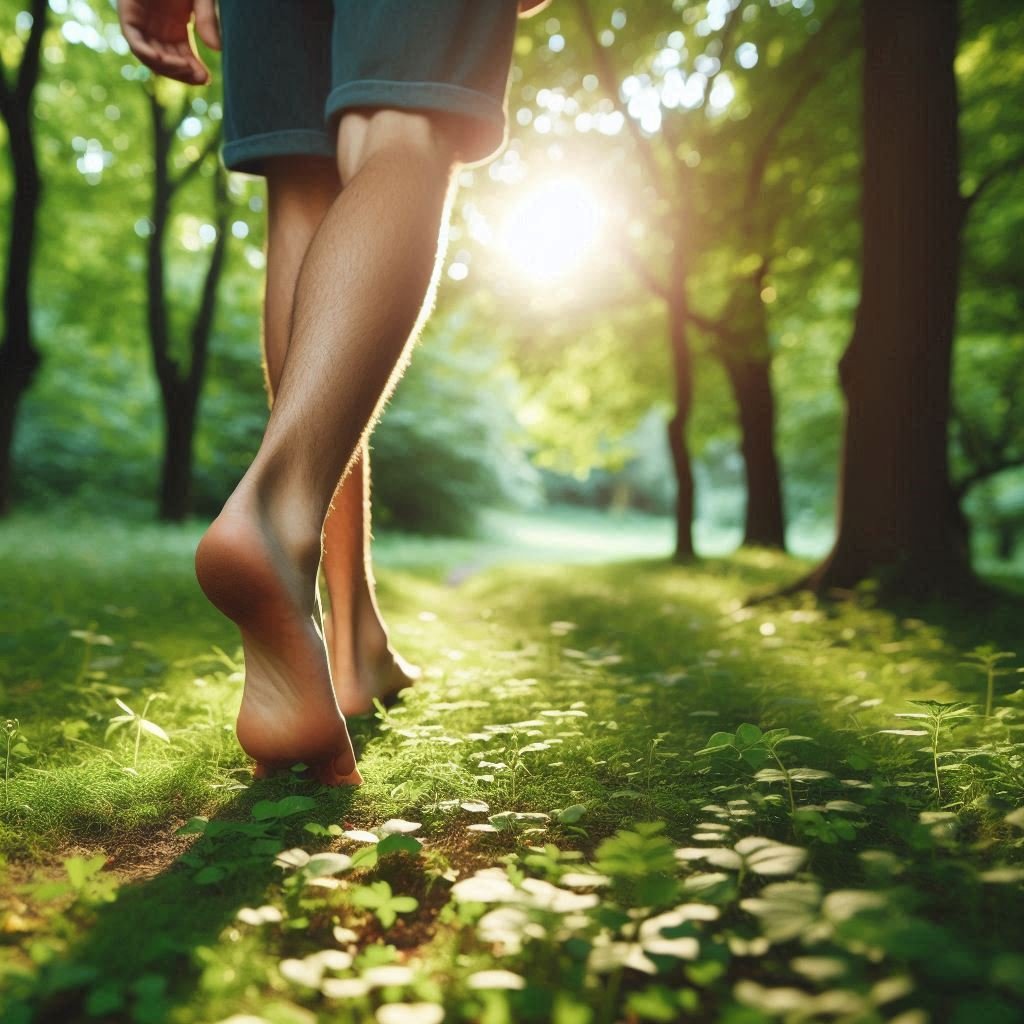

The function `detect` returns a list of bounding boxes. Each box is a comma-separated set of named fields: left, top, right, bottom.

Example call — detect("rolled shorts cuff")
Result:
left=325, top=79, right=507, bottom=162
left=223, top=129, right=335, bottom=174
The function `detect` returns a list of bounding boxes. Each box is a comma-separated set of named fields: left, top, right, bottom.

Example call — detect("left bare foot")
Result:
left=323, top=611, right=421, bottom=717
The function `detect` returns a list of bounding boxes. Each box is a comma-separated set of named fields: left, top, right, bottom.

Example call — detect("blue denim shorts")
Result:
left=219, top=0, right=518, bottom=175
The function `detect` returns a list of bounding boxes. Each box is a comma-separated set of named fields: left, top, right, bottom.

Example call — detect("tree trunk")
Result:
left=158, top=391, right=198, bottom=522
left=805, top=0, right=971, bottom=597
left=145, top=92, right=228, bottom=522
left=721, top=350, right=786, bottom=549
left=715, top=279, right=786, bottom=550
left=0, top=103, right=43, bottom=515
left=667, top=288, right=696, bottom=561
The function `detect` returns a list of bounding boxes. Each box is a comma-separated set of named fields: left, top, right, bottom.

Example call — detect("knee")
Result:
left=335, top=108, right=463, bottom=186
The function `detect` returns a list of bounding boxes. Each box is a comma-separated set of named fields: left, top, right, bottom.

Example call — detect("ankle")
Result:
left=237, top=472, right=325, bottom=578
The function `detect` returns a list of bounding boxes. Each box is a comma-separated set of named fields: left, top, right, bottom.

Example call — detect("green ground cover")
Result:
left=1, top=513, right=1023, bottom=1024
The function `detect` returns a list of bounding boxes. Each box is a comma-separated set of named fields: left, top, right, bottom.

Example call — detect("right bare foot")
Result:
left=195, top=501, right=360, bottom=786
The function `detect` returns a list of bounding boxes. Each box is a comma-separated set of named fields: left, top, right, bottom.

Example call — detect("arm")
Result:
left=117, top=0, right=220, bottom=85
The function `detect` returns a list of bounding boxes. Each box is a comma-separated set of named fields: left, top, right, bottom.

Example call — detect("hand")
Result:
left=117, top=0, right=221, bottom=85
left=519, top=0, right=554, bottom=17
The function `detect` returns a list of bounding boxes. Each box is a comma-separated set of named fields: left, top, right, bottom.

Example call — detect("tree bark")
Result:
left=803, top=0, right=971, bottom=597
left=712, top=272, right=786, bottom=550
left=158, top=388, right=198, bottom=521
left=721, top=349, right=786, bottom=549
left=667, top=285, right=696, bottom=561
left=0, top=112, right=41, bottom=516
left=0, top=0, right=48, bottom=516
left=146, top=92, right=228, bottom=522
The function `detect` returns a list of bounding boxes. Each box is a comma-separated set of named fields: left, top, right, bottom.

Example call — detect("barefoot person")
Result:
left=117, top=0, right=548, bottom=785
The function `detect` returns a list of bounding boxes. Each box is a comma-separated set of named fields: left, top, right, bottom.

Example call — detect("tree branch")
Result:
left=574, top=0, right=669, bottom=203
left=187, top=170, right=230, bottom=393
left=621, top=239, right=670, bottom=302
left=171, top=126, right=222, bottom=194
left=961, top=151, right=1024, bottom=216
left=954, top=453, right=1024, bottom=500
left=16, top=0, right=49, bottom=106
left=743, top=6, right=845, bottom=212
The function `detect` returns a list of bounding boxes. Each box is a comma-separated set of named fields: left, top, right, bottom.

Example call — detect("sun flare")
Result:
left=497, top=177, right=606, bottom=284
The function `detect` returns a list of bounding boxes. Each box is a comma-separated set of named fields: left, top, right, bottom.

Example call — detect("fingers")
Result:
left=169, top=36, right=210, bottom=85
left=193, top=0, right=222, bottom=51
left=518, top=0, right=553, bottom=17
left=122, top=24, right=208, bottom=85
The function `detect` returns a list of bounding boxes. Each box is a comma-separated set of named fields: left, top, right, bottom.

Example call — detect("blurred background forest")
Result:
left=1, top=0, right=1022, bottom=577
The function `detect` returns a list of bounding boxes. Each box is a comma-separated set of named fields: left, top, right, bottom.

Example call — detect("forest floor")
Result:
left=1, top=513, right=1023, bottom=1024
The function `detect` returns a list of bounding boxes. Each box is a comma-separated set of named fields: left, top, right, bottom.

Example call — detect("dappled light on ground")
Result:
left=1, top=519, right=1022, bottom=1022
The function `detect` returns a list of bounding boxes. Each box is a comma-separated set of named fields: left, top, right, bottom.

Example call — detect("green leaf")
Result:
left=787, top=768, right=833, bottom=782
left=626, top=985, right=680, bottom=1022
left=175, top=817, right=209, bottom=835
left=698, top=731, right=734, bottom=752
left=139, top=719, right=170, bottom=742
left=304, top=852, right=353, bottom=878
left=735, top=837, right=807, bottom=876
left=558, top=804, right=587, bottom=824
left=740, top=747, right=771, bottom=770
left=351, top=845, right=379, bottom=871
left=740, top=881, right=822, bottom=942
left=635, top=873, right=681, bottom=907
left=251, top=795, right=317, bottom=821
left=377, top=833, right=423, bottom=858
left=66, top=854, right=106, bottom=889
left=735, top=723, right=763, bottom=747
left=104, top=716, right=133, bottom=740
left=195, top=865, right=227, bottom=885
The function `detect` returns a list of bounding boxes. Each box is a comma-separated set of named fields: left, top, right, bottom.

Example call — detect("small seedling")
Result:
left=959, top=646, right=1016, bottom=719
left=881, top=700, right=975, bottom=802
left=106, top=694, right=170, bottom=772
left=350, top=880, right=418, bottom=928
left=70, top=626, right=115, bottom=687
left=695, top=725, right=821, bottom=815
left=4, top=719, right=29, bottom=804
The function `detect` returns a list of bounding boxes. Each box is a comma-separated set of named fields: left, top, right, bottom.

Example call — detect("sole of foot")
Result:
left=195, top=506, right=361, bottom=787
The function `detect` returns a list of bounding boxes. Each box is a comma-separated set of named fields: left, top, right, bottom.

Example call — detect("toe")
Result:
left=314, top=758, right=362, bottom=787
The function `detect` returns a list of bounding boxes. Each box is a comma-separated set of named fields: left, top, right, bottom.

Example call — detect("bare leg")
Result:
left=320, top=453, right=422, bottom=716
left=196, top=110, right=460, bottom=783
left=261, top=158, right=419, bottom=718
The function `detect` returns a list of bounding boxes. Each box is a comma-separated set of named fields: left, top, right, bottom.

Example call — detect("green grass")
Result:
left=1, top=512, right=1023, bottom=1024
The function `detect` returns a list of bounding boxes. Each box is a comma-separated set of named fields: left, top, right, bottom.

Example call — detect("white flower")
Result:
left=375, top=1003, right=444, bottom=1024
left=467, top=970, right=527, bottom=990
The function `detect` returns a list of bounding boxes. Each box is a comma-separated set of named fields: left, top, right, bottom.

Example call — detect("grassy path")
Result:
left=1, top=517, right=1023, bottom=1023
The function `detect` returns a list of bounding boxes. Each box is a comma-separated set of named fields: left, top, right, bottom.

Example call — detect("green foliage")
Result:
left=2, top=517, right=1024, bottom=1023
left=959, top=645, right=1017, bottom=718
left=881, top=700, right=977, bottom=803
left=105, top=693, right=170, bottom=774
left=350, top=880, right=419, bottom=929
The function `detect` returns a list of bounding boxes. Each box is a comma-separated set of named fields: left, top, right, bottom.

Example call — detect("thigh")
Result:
left=327, top=0, right=518, bottom=166
left=220, top=0, right=336, bottom=175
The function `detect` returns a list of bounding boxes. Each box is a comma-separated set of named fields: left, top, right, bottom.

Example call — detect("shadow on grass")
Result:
left=5, top=780, right=358, bottom=1024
